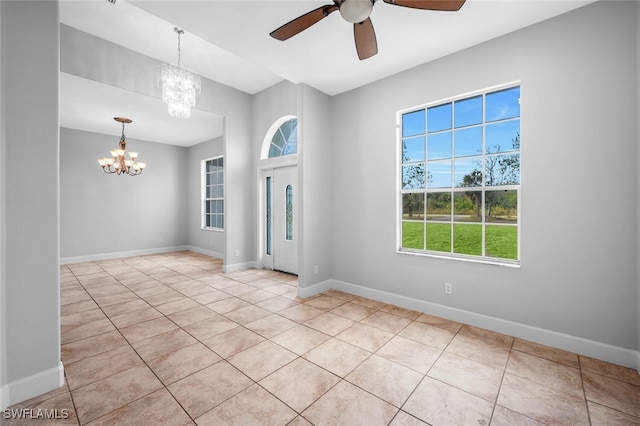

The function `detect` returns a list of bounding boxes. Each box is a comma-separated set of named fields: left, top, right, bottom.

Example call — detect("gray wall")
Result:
left=637, top=2, right=640, bottom=364
left=299, top=84, right=333, bottom=287
left=187, top=137, right=225, bottom=256
left=331, top=1, right=637, bottom=352
left=0, top=0, right=62, bottom=406
left=60, top=128, right=188, bottom=260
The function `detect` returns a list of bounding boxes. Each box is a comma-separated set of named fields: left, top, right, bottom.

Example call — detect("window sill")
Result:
left=397, top=248, right=520, bottom=268
left=202, top=227, right=224, bottom=233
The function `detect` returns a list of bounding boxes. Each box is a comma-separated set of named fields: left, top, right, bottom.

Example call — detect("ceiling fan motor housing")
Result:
left=339, top=0, right=374, bottom=23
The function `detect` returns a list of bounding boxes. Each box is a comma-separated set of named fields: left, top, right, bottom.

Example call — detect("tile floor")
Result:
left=4, top=251, right=640, bottom=425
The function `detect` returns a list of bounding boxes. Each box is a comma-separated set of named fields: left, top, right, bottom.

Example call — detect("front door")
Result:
left=268, top=166, right=298, bottom=275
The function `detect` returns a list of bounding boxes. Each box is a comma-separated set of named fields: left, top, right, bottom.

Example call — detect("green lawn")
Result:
left=402, top=221, right=517, bottom=260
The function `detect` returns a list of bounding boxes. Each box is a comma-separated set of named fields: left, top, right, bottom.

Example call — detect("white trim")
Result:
left=60, top=246, right=190, bottom=265
left=0, top=362, right=64, bottom=410
left=305, top=278, right=640, bottom=372
left=297, top=279, right=333, bottom=298
left=222, top=261, right=258, bottom=273
left=184, top=246, right=224, bottom=260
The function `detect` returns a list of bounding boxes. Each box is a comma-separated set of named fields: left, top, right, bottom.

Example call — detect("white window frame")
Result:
left=202, top=156, right=224, bottom=231
left=397, top=82, right=521, bottom=266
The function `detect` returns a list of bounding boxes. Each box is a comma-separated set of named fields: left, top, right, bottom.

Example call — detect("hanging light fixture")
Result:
left=97, top=117, right=146, bottom=176
left=159, top=27, right=201, bottom=119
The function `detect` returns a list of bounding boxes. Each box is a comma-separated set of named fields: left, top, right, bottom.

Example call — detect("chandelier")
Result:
left=97, top=117, right=146, bottom=176
left=159, top=27, right=201, bottom=119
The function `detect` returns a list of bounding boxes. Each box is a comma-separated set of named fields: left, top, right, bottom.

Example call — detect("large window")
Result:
left=399, top=85, right=520, bottom=264
left=203, top=156, right=224, bottom=230
left=268, top=118, right=297, bottom=158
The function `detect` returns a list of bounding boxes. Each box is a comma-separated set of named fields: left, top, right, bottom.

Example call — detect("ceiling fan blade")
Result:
left=270, top=5, right=338, bottom=41
left=382, top=0, right=465, bottom=11
left=354, top=18, right=377, bottom=60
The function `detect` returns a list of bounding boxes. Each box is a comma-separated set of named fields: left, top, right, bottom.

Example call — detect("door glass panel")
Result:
left=285, top=185, right=293, bottom=241
left=266, top=177, right=272, bottom=255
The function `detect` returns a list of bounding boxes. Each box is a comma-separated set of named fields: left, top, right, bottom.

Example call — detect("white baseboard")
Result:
left=185, top=245, right=224, bottom=260
left=223, top=261, right=259, bottom=273
left=306, top=279, right=639, bottom=372
left=297, top=279, right=333, bottom=298
left=60, top=246, right=191, bottom=265
left=0, top=362, right=64, bottom=410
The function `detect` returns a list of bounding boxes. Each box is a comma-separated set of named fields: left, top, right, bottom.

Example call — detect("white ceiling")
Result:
left=59, top=0, right=594, bottom=145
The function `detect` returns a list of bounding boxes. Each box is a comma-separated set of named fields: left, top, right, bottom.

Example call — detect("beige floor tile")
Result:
left=445, top=333, right=510, bottom=369
left=245, top=313, right=298, bottom=338
left=398, top=321, right=455, bottom=350
left=302, top=380, right=397, bottom=426
left=182, top=314, right=239, bottom=340
left=287, top=416, right=314, bottom=426
left=260, top=358, right=340, bottom=412
left=303, top=295, right=346, bottom=311
left=60, top=308, right=106, bottom=327
left=237, top=289, right=279, bottom=304
left=255, top=295, right=299, bottom=313
left=202, top=326, right=265, bottom=358
left=279, top=304, right=325, bottom=322
left=60, top=299, right=99, bottom=317
left=459, top=324, right=514, bottom=348
left=497, top=373, right=589, bottom=425
left=428, top=352, right=503, bottom=402
left=110, top=306, right=163, bottom=328
left=227, top=340, right=297, bottom=381
left=132, top=328, right=197, bottom=362
left=587, top=401, right=640, bottom=426
left=167, top=305, right=218, bottom=327
left=512, top=338, right=579, bottom=368
left=490, top=405, right=546, bottom=426
left=404, top=377, right=494, bottom=426
left=506, top=350, right=582, bottom=397
left=271, top=325, right=331, bottom=355
left=191, top=289, right=232, bottom=305
left=583, top=371, right=640, bottom=418
left=168, top=361, right=253, bottom=419
left=223, top=283, right=256, bottom=296
left=155, top=298, right=201, bottom=315
left=220, top=304, right=270, bottom=324
left=65, top=345, right=142, bottom=390
left=346, top=355, right=423, bottom=407
left=414, top=313, right=462, bottom=333
left=195, top=384, right=297, bottom=426
left=86, top=388, right=191, bottom=426
left=141, top=291, right=186, bottom=307
left=389, top=411, right=429, bottom=426
left=350, top=296, right=386, bottom=310
left=61, top=318, right=116, bottom=345
left=92, top=291, right=140, bottom=307
left=147, top=342, right=221, bottom=385
left=379, top=304, right=421, bottom=320
left=264, top=283, right=296, bottom=295
left=72, top=365, right=163, bottom=424
left=118, top=317, right=179, bottom=343
left=581, top=356, right=640, bottom=386
left=304, top=312, right=355, bottom=336
left=206, top=297, right=251, bottom=314
left=376, top=335, right=441, bottom=374
left=362, top=311, right=412, bottom=334
left=336, top=323, right=394, bottom=352
left=61, top=330, right=128, bottom=364
left=330, top=301, right=377, bottom=321
left=100, top=299, right=149, bottom=317
left=304, top=338, right=370, bottom=377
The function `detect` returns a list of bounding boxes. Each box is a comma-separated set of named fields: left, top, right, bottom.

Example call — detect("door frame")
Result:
left=256, top=158, right=298, bottom=271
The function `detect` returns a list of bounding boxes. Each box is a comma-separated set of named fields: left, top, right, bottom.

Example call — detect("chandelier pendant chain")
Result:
left=175, top=27, right=183, bottom=68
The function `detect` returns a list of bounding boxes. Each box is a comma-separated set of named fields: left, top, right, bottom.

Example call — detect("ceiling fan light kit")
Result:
left=270, top=0, right=465, bottom=60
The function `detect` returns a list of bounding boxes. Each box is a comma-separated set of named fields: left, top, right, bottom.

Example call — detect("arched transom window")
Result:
left=262, top=116, right=298, bottom=159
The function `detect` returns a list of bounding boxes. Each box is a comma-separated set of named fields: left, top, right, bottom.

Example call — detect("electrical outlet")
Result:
left=445, top=282, right=452, bottom=295
left=314, top=265, right=319, bottom=274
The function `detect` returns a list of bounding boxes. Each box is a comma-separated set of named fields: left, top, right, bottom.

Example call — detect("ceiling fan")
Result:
left=270, top=0, right=466, bottom=60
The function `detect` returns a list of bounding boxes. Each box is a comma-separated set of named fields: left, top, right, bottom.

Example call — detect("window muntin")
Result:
left=268, top=118, right=298, bottom=158
left=399, top=85, right=520, bottom=264
left=203, top=156, right=224, bottom=230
